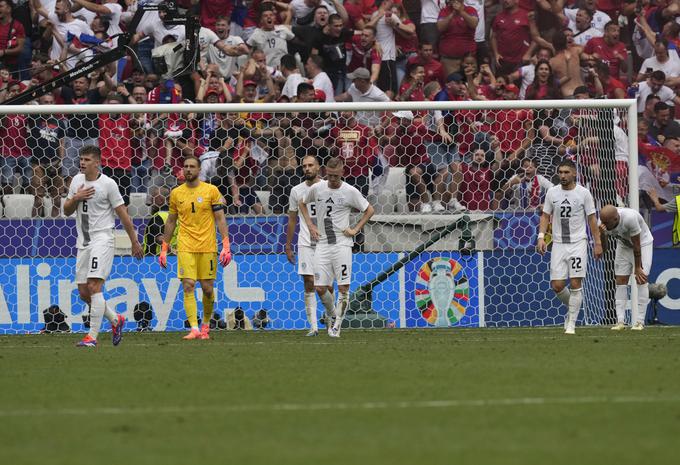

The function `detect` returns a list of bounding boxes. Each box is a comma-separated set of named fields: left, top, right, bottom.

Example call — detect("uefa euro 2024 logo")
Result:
left=415, top=257, right=469, bottom=327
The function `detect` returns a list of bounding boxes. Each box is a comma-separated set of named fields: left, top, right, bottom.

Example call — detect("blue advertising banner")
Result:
left=648, top=248, right=680, bottom=325
left=0, top=254, right=402, bottom=334
left=402, top=252, right=480, bottom=328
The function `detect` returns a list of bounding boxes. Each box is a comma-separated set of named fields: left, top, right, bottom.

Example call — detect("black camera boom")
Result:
left=2, top=1, right=200, bottom=106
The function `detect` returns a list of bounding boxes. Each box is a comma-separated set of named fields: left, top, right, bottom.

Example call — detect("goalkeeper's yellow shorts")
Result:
left=177, top=252, right=217, bottom=281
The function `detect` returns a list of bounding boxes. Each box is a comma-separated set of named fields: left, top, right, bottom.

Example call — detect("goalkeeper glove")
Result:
left=159, top=241, right=169, bottom=268
left=219, top=238, right=232, bottom=267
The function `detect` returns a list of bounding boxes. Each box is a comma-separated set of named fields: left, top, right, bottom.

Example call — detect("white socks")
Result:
left=615, top=284, right=628, bottom=324
left=332, top=291, right=349, bottom=331
left=568, top=288, right=583, bottom=328
left=319, top=290, right=335, bottom=321
left=88, top=292, right=106, bottom=340
left=103, top=304, right=117, bottom=325
left=634, top=283, right=649, bottom=326
left=304, top=291, right=318, bottom=331
left=555, top=287, right=570, bottom=306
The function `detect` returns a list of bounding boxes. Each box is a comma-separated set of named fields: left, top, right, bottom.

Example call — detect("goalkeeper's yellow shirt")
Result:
left=169, top=181, right=224, bottom=253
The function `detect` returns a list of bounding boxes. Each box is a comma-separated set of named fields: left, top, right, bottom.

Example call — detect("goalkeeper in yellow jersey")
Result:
left=159, top=157, right=232, bottom=340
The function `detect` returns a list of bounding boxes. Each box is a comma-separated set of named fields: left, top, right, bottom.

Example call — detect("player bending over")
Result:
left=599, top=205, right=654, bottom=330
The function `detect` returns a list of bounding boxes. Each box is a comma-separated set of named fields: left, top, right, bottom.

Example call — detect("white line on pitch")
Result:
left=1, top=395, right=678, bottom=418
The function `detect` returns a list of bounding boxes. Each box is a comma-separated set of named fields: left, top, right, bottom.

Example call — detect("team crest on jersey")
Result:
left=197, top=197, right=203, bottom=203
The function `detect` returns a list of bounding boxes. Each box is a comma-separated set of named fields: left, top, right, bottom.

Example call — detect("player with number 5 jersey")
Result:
left=159, top=156, right=232, bottom=340
left=299, top=157, right=374, bottom=338
left=537, top=159, right=602, bottom=335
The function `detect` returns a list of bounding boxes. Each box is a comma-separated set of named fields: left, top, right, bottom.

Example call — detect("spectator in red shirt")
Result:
left=582, top=20, right=628, bottom=81
left=588, top=59, right=626, bottom=98
left=382, top=110, right=444, bottom=212
left=329, top=110, right=377, bottom=195
left=407, top=41, right=446, bottom=86
left=436, top=0, right=478, bottom=76
left=459, top=148, right=492, bottom=211
left=491, top=0, right=552, bottom=75
left=99, top=92, right=133, bottom=204
left=347, top=25, right=382, bottom=83
left=525, top=59, right=562, bottom=100
left=0, top=0, right=24, bottom=77
left=0, top=94, right=30, bottom=196
left=397, top=62, right=426, bottom=102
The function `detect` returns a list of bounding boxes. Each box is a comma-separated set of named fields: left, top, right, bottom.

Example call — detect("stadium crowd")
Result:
left=0, top=0, right=678, bottom=217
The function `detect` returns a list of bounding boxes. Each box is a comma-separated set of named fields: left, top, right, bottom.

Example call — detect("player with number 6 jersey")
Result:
left=299, top=157, right=374, bottom=338
left=537, top=159, right=602, bottom=335
left=64, top=145, right=143, bottom=348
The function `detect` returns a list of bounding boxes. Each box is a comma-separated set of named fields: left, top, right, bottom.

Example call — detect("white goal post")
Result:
left=0, top=98, right=638, bottom=333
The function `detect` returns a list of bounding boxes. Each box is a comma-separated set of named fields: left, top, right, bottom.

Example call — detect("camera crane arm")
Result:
left=2, top=2, right=199, bottom=106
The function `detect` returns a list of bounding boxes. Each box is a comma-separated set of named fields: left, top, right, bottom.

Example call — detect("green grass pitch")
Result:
left=1, top=327, right=679, bottom=465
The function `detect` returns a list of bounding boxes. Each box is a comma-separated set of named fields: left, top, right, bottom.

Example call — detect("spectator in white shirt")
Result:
left=562, top=0, right=611, bottom=34
left=637, top=40, right=680, bottom=87
left=280, top=53, right=306, bottom=100
left=571, top=8, right=602, bottom=46
left=335, top=67, right=390, bottom=126
left=304, top=54, right=335, bottom=102
left=33, top=0, right=95, bottom=70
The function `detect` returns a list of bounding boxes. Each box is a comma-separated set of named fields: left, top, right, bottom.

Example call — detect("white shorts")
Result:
left=615, top=242, right=653, bottom=277
left=75, top=235, right=115, bottom=284
left=550, top=240, right=588, bottom=281
left=314, top=244, right=353, bottom=287
left=297, top=245, right=316, bottom=276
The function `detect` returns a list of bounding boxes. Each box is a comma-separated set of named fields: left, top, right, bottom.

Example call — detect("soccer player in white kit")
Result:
left=599, top=205, right=654, bottom=330
left=537, top=159, right=602, bottom=334
left=64, top=146, right=143, bottom=347
left=286, top=155, right=328, bottom=336
left=299, top=157, right=375, bottom=337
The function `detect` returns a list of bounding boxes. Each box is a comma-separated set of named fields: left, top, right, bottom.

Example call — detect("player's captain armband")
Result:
left=212, top=195, right=226, bottom=212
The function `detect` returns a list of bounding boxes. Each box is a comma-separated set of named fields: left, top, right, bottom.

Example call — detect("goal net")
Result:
left=0, top=99, right=637, bottom=334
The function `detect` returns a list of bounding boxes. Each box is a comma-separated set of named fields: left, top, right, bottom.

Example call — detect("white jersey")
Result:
left=67, top=173, right=124, bottom=249
left=207, top=34, right=245, bottom=78
left=305, top=180, right=370, bottom=247
left=100, top=2, right=124, bottom=38
left=289, top=180, right=319, bottom=247
left=602, top=208, right=654, bottom=249
left=47, top=14, right=94, bottom=70
left=543, top=184, right=596, bottom=244
left=247, top=25, right=295, bottom=67
left=199, top=27, right=220, bottom=62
